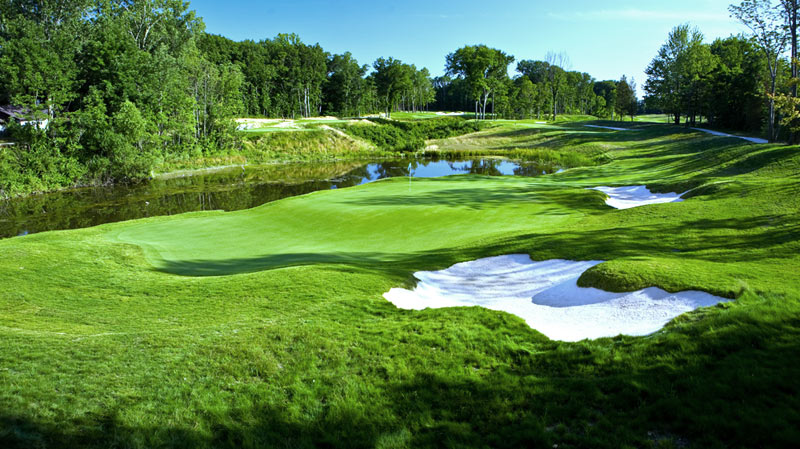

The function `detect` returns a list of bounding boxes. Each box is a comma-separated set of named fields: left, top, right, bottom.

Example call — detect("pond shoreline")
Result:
left=1, top=153, right=405, bottom=201
left=1, top=157, right=553, bottom=239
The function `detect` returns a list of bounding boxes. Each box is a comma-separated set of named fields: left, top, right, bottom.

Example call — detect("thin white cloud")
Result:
left=548, top=8, right=733, bottom=23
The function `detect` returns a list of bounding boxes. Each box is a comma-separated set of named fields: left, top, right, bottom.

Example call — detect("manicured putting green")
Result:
left=109, top=176, right=594, bottom=276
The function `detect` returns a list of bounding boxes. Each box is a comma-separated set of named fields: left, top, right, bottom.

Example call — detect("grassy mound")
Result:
left=335, top=117, right=484, bottom=152
left=240, top=128, right=380, bottom=162
left=155, top=125, right=385, bottom=173
left=2, top=121, right=800, bottom=448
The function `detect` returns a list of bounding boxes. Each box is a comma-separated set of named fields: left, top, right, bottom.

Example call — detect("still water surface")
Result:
left=1, top=158, right=554, bottom=238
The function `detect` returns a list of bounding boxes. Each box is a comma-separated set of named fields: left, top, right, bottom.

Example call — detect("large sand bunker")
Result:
left=383, top=255, right=729, bottom=341
left=591, top=186, right=685, bottom=209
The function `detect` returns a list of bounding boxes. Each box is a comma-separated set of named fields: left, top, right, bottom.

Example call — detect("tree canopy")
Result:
left=5, top=0, right=786, bottom=196
left=445, top=45, right=514, bottom=119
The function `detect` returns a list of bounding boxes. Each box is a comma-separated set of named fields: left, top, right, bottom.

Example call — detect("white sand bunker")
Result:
left=591, top=186, right=685, bottom=209
left=384, top=255, right=729, bottom=342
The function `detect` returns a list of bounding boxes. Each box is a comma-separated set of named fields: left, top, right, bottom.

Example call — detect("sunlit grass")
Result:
left=2, top=120, right=799, bottom=448
left=390, top=112, right=463, bottom=120
left=635, top=113, right=672, bottom=123
left=240, top=127, right=317, bottom=133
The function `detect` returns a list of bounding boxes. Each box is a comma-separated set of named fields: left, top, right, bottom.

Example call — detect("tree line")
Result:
left=198, top=34, right=437, bottom=119
left=436, top=47, right=638, bottom=121
left=644, top=0, right=800, bottom=141
left=199, top=36, right=637, bottom=123
left=1, top=0, right=244, bottom=187
left=0, top=0, right=636, bottom=196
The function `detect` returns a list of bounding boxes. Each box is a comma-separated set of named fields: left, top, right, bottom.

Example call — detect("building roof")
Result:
left=0, top=105, right=48, bottom=123
left=0, top=106, right=25, bottom=120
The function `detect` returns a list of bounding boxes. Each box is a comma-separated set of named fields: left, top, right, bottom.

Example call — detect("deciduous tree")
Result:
left=645, top=24, right=715, bottom=126
left=730, top=0, right=789, bottom=141
left=615, top=76, right=637, bottom=121
left=445, top=45, right=514, bottom=119
left=372, top=57, right=412, bottom=118
left=544, top=51, right=569, bottom=120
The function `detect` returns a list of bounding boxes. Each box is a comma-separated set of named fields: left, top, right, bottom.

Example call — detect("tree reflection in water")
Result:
left=0, top=158, right=553, bottom=238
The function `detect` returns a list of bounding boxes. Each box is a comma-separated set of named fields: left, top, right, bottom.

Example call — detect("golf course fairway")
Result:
left=2, top=122, right=799, bottom=448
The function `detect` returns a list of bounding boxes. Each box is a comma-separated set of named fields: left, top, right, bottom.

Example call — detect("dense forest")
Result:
left=1, top=0, right=797, bottom=197
left=645, top=27, right=768, bottom=133
left=645, top=1, right=800, bottom=140
left=0, top=0, right=245, bottom=194
left=0, top=0, right=629, bottom=196
left=436, top=49, right=638, bottom=121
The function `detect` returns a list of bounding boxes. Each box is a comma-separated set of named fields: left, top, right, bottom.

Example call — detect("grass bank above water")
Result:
left=155, top=116, right=487, bottom=174
left=1, top=116, right=485, bottom=198
left=1, top=120, right=799, bottom=448
left=155, top=126, right=383, bottom=174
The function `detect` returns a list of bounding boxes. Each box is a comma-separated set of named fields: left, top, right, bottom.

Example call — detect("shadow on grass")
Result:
left=446, top=121, right=664, bottom=154
left=159, top=251, right=425, bottom=277
left=154, top=210, right=799, bottom=278
left=555, top=139, right=800, bottom=195
left=3, top=305, right=799, bottom=449
left=501, top=215, right=800, bottom=265
left=341, top=181, right=606, bottom=211
left=486, top=123, right=790, bottom=173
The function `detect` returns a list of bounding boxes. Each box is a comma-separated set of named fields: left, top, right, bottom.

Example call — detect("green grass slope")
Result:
left=108, top=176, right=586, bottom=277
left=1, top=122, right=799, bottom=448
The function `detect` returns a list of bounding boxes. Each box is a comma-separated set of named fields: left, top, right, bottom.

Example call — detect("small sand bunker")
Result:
left=235, top=118, right=282, bottom=131
left=591, top=186, right=684, bottom=209
left=236, top=122, right=259, bottom=131
left=584, top=124, right=639, bottom=131
left=383, top=255, right=729, bottom=342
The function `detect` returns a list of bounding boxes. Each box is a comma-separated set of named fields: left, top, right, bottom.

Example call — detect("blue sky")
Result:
left=190, top=0, right=746, bottom=93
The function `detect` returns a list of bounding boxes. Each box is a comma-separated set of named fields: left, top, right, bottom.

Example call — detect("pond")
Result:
left=0, top=157, right=556, bottom=239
